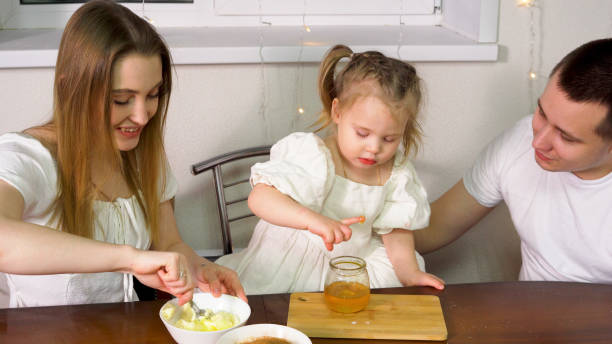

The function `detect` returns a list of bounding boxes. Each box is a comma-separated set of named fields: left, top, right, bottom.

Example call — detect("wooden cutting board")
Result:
left=287, top=293, right=447, bottom=341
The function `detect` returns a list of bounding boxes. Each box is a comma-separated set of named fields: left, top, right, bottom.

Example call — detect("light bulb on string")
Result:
left=298, top=107, right=305, bottom=114
left=529, top=71, right=537, bottom=80
left=520, top=0, right=542, bottom=110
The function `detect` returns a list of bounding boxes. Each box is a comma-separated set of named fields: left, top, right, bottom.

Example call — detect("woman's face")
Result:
left=109, top=53, right=162, bottom=151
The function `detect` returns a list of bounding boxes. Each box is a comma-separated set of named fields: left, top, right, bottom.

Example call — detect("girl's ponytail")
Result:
left=314, top=44, right=353, bottom=131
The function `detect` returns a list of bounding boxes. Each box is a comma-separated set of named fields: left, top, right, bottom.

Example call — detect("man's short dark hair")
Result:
left=551, top=38, right=612, bottom=140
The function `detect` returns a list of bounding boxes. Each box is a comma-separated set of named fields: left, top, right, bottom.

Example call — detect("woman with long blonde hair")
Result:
left=0, top=0, right=245, bottom=307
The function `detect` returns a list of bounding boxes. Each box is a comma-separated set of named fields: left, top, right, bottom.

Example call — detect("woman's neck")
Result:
left=90, top=149, right=133, bottom=202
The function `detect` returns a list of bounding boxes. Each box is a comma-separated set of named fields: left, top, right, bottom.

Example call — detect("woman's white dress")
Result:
left=216, top=132, right=430, bottom=295
left=0, top=133, right=177, bottom=308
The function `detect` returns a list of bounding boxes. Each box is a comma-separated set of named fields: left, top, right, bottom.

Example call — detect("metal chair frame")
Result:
left=191, top=146, right=271, bottom=255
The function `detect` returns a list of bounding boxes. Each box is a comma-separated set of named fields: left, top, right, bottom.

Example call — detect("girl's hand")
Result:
left=195, top=262, right=248, bottom=303
left=130, top=249, right=195, bottom=305
left=400, top=269, right=445, bottom=290
left=306, top=214, right=364, bottom=251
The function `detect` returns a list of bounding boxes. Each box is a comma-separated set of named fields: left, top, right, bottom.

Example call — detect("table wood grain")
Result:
left=1, top=282, right=611, bottom=343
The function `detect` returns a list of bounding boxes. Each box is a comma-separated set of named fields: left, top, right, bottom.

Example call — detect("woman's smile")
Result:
left=116, top=126, right=142, bottom=139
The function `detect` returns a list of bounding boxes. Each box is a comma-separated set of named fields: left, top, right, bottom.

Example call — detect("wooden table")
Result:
left=1, top=282, right=611, bottom=343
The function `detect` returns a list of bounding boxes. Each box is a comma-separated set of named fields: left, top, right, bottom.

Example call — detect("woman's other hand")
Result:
left=195, top=262, right=247, bottom=303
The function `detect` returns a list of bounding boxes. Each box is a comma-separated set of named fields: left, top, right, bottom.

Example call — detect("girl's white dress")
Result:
left=215, top=132, right=430, bottom=295
left=0, top=133, right=177, bottom=308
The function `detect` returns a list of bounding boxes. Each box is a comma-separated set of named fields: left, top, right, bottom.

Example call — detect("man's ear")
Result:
left=331, top=98, right=341, bottom=124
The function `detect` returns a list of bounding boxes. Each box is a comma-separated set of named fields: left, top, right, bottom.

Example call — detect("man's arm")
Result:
left=414, top=179, right=494, bottom=254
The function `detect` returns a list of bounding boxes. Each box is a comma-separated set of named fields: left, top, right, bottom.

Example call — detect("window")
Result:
left=3, top=0, right=442, bottom=28
left=0, top=0, right=499, bottom=68
left=20, top=1, right=192, bottom=4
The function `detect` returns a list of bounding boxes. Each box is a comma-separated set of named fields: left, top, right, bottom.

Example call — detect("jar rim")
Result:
left=329, top=255, right=366, bottom=271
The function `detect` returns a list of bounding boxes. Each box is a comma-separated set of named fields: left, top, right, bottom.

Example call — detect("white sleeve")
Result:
left=373, top=158, right=430, bottom=235
left=160, top=160, right=178, bottom=202
left=0, top=134, right=57, bottom=217
left=250, top=132, right=334, bottom=213
left=463, top=115, right=532, bottom=207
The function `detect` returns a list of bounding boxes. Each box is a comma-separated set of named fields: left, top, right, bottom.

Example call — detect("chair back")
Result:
left=191, top=146, right=271, bottom=255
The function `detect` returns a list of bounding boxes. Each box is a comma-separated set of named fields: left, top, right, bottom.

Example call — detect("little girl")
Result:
left=216, top=44, right=444, bottom=294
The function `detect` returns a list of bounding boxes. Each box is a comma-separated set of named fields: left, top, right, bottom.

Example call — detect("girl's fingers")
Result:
left=334, top=229, right=344, bottom=244
left=341, top=216, right=365, bottom=226
left=340, top=225, right=352, bottom=241
left=420, top=273, right=445, bottom=290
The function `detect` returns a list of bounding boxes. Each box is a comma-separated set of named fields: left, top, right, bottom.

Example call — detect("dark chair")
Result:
left=191, top=146, right=271, bottom=257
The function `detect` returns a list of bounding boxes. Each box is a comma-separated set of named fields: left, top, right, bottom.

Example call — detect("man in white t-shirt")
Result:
left=414, top=38, right=612, bottom=283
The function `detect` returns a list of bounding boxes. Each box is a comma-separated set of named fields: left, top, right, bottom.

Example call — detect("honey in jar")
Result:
left=323, top=256, right=370, bottom=313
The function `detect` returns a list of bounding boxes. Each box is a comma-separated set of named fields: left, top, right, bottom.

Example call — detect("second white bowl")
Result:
left=216, top=323, right=312, bottom=344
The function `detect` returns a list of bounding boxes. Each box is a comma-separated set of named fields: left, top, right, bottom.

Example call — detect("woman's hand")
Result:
left=194, top=262, right=248, bottom=303
left=129, top=249, right=195, bottom=305
left=306, top=213, right=363, bottom=251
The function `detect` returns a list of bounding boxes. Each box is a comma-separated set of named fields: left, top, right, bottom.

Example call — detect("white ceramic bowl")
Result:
left=159, top=293, right=251, bottom=344
left=216, top=324, right=312, bottom=344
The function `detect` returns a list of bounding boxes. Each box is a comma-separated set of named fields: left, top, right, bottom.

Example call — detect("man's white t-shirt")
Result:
left=463, top=115, right=612, bottom=283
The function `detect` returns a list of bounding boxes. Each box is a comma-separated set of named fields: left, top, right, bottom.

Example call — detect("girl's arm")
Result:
left=153, top=200, right=247, bottom=302
left=248, top=183, right=362, bottom=251
left=0, top=180, right=192, bottom=302
left=382, top=228, right=444, bottom=290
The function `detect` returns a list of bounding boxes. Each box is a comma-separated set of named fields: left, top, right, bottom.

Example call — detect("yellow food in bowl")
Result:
left=161, top=302, right=239, bottom=332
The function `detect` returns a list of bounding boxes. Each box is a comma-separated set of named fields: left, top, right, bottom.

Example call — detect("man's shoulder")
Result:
left=483, top=114, right=534, bottom=167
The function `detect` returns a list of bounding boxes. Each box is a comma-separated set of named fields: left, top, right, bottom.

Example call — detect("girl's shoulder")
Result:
left=388, top=153, right=420, bottom=185
left=271, top=132, right=330, bottom=160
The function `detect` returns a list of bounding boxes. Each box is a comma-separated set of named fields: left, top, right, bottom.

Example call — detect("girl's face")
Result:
left=109, top=53, right=162, bottom=151
left=332, top=95, right=406, bottom=173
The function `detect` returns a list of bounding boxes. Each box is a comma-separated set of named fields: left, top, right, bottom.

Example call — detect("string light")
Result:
left=295, top=1, right=308, bottom=120
left=257, top=0, right=271, bottom=141
left=518, top=0, right=541, bottom=107
left=529, top=71, right=537, bottom=80
left=517, top=0, right=535, bottom=7
left=396, top=0, right=404, bottom=60
left=141, top=0, right=154, bottom=24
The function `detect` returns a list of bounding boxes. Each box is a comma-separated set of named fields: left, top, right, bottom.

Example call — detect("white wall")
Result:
left=1, top=0, right=611, bottom=284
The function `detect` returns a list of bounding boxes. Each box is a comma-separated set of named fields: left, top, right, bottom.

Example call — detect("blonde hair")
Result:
left=39, top=0, right=172, bottom=243
left=315, top=44, right=423, bottom=156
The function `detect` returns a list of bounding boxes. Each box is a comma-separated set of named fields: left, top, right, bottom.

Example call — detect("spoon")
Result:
left=188, top=300, right=212, bottom=319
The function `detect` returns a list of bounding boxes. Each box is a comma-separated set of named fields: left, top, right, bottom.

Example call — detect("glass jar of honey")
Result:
left=323, top=256, right=370, bottom=313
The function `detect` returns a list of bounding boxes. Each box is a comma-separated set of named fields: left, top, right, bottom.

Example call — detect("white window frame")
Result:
left=2, top=0, right=439, bottom=28
left=0, top=0, right=500, bottom=68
